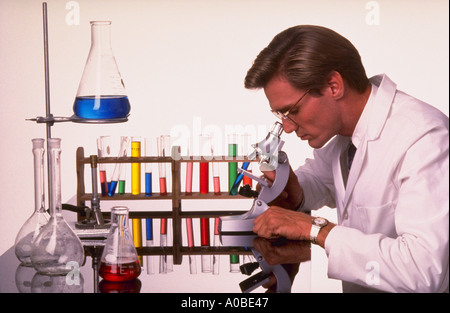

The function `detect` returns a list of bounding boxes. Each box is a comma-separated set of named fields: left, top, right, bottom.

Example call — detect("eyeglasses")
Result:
left=271, top=89, right=310, bottom=125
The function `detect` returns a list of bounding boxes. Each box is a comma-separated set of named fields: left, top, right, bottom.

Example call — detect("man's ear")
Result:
left=325, top=71, right=345, bottom=100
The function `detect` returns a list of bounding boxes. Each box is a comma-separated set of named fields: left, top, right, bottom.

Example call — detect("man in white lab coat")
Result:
left=246, top=25, right=449, bottom=292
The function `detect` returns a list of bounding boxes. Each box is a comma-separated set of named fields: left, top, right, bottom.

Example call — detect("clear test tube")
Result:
left=144, top=138, right=153, bottom=197
left=200, top=218, right=211, bottom=273
left=108, top=136, right=129, bottom=196
left=157, top=135, right=171, bottom=196
left=199, top=134, right=212, bottom=194
left=146, top=218, right=154, bottom=275
left=132, top=218, right=143, bottom=266
left=212, top=217, right=221, bottom=275
left=186, top=218, right=197, bottom=274
left=97, top=136, right=111, bottom=196
left=159, top=218, right=173, bottom=273
left=166, top=218, right=174, bottom=272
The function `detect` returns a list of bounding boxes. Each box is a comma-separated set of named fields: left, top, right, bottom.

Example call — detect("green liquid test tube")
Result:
left=118, top=180, right=126, bottom=194
left=229, top=254, right=240, bottom=273
left=228, top=142, right=238, bottom=191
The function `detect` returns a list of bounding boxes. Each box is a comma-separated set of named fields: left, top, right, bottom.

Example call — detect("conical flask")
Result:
left=73, top=21, right=130, bottom=120
left=15, top=138, right=50, bottom=265
left=99, top=207, right=141, bottom=282
left=30, top=138, right=85, bottom=275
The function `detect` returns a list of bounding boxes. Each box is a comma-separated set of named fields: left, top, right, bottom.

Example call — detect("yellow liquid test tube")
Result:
left=131, top=137, right=141, bottom=195
left=132, top=218, right=143, bottom=265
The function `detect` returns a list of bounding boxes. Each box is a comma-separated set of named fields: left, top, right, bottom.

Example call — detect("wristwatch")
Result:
left=310, top=217, right=328, bottom=245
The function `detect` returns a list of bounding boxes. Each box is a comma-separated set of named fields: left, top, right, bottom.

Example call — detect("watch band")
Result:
left=310, top=217, right=328, bottom=245
left=310, top=225, right=321, bottom=244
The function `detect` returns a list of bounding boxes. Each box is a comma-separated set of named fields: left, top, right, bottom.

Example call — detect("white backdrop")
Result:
left=0, top=0, right=448, bottom=293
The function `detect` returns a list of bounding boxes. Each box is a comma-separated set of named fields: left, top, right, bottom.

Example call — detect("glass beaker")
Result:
left=73, top=21, right=131, bottom=120
left=30, top=138, right=85, bottom=275
left=15, top=138, right=50, bottom=265
left=99, top=207, right=141, bottom=282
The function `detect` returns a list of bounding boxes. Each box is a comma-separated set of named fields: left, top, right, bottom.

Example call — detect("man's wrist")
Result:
left=317, top=222, right=335, bottom=248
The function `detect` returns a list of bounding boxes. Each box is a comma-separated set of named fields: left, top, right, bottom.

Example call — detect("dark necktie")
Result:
left=347, top=142, right=357, bottom=170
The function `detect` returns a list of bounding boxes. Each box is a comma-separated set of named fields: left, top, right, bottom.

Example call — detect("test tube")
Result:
left=228, top=134, right=238, bottom=192
left=108, top=136, right=129, bottom=196
left=211, top=141, right=221, bottom=195
left=241, top=134, right=253, bottom=188
left=229, top=254, right=240, bottom=273
left=157, top=135, right=171, bottom=196
left=227, top=134, right=240, bottom=269
left=131, top=137, right=141, bottom=195
left=159, top=218, right=173, bottom=273
left=159, top=218, right=168, bottom=274
left=166, top=218, right=174, bottom=272
left=213, top=217, right=221, bottom=275
left=185, top=140, right=193, bottom=195
left=118, top=167, right=126, bottom=194
left=229, top=162, right=250, bottom=196
left=145, top=138, right=153, bottom=197
left=186, top=218, right=197, bottom=274
left=200, top=218, right=211, bottom=273
left=199, top=134, right=212, bottom=194
left=146, top=218, right=154, bottom=275
left=132, top=218, right=143, bottom=266
left=243, top=163, right=253, bottom=187
left=97, top=136, right=111, bottom=196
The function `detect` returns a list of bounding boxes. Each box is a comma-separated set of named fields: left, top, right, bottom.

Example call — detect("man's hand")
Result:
left=253, top=206, right=313, bottom=240
left=257, top=165, right=304, bottom=211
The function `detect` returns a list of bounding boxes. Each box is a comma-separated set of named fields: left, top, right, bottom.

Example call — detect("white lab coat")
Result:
left=295, top=74, right=449, bottom=293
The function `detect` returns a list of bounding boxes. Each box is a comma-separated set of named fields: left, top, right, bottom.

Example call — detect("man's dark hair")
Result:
left=244, top=25, right=369, bottom=95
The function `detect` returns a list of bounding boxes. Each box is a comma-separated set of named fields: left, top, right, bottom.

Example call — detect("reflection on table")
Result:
left=9, top=236, right=311, bottom=293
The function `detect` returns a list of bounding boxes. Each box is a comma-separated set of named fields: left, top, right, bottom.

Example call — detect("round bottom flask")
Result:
left=99, top=207, right=141, bottom=282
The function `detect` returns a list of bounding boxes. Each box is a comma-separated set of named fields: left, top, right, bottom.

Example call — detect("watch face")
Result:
left=314, top=217, right=327, bottom=226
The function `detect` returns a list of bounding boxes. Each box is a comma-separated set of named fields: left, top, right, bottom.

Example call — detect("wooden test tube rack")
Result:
left=76, top=146, right=258, bottom=265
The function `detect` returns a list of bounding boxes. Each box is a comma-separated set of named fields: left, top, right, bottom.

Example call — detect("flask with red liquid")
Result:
left=99, top=207, right=141, bottom=282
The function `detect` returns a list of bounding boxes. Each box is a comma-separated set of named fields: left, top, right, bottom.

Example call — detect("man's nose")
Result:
left=281, top=118, right=298, bottom=133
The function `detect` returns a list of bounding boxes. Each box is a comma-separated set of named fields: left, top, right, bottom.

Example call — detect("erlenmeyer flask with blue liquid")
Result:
left=73, top=21, right=130, bottom=120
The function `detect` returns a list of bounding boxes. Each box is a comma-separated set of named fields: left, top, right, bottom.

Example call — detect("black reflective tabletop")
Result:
left=0, top=238, right=311, bottom=293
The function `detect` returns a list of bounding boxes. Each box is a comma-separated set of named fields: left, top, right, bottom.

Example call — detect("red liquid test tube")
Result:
left=199, top=162, right=209, bottom=194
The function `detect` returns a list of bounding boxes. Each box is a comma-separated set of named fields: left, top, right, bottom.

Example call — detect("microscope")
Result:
left=219, top=122, right=293, bottom=293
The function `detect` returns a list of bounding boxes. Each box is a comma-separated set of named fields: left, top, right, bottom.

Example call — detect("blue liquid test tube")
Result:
left=145, top=138, right=153, bottom=197
left=145, top=172, right=152, bottom=196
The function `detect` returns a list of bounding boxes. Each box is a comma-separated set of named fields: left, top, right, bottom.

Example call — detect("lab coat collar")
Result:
left=344, top=74, right=397, bottom=208
left=363, top=74, right=397, bottom=142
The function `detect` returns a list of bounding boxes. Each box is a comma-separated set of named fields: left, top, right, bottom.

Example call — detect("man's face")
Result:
left=264, top=76, right=342, bottom=149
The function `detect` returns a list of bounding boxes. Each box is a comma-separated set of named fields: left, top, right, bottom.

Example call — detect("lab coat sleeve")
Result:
left=325, top=124, right=449, bottom=293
